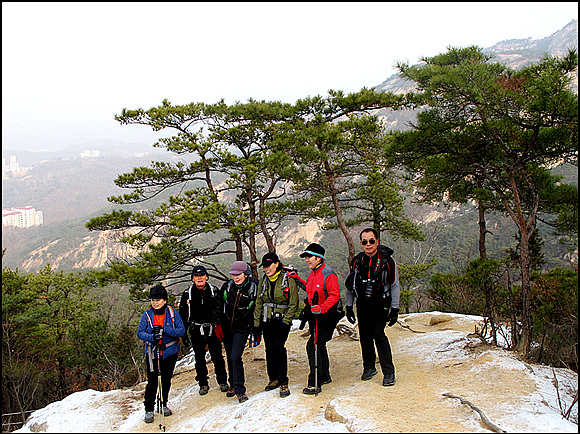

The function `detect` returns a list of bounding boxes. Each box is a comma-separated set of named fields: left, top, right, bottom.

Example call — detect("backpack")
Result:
left=145, top=304, right=176, bottom=330
left=223, top=278, right=258, bottom=309
left=317, top=264, right=344, bottom=323
left=186, top=283, right=219, bottom=309
left=281, top=264, right=307, bottom=293
left=347, top=245, right=395, bottom=305
left=259, top=264, right=307, bottom=299
left=144, top=304, right=181, bottom=351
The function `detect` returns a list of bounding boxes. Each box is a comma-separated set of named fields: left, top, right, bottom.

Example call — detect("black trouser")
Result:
left=144, top=351, right=178, bottom=412
left=190, top=329, right=228, bottom=387
left=222, top=330, right=250, bottom=395
left=262, top=320, right=290, bottom=386
left=356, top=302, right=395, bottom=375
left=306, top=312, right=335, bottom=387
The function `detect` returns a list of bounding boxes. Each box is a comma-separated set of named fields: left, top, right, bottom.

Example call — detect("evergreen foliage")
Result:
left=2, top=256, right=144, bottom=421
left=393, top=46, right=578, bottom=358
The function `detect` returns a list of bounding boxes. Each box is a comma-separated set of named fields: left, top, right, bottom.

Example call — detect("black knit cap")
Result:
left=261, top=252, right=280, bottom=267
left=299, top=242, right=325, bottom=259
left=149, top=284, right=168, bottom=300
left=191, top=265, right=208, bottom=277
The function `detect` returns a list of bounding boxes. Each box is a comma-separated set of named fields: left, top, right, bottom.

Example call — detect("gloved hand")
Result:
left=346, top=305, right=356, bottom=324
left=298, top=302, right=310, bottom=330
left=387, top=307, right=399, bottom=327
left=152, top=325, right=163, bottom=342
left=214, top=323, right=223, bottom=341
left=311, top=305, right=322, bottom=315
left=251, top=326, right=262, bottom=347
left=250, top=334, right=261, bottom=347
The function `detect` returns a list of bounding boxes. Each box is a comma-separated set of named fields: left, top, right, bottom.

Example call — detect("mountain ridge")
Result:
left=2, top=20, right=577, bottom=278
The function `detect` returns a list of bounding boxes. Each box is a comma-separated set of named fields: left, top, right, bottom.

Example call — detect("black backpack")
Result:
left=346, top=245, right=396, bottom=304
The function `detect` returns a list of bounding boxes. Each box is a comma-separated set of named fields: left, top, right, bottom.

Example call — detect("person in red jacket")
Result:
left=299, top=243, right=341, bottom=395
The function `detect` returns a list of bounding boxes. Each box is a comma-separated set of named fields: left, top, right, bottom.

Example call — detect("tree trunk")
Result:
left=507, top=267, right=518, bottom=350
left=245, top=189, right=259, bottom=275
left=477, top=199, right=488, bottom=260
left=518, top=225, right=533, bottom=360
left=259, top=197, right=276, bottom=253
left=323, top=162, right=355, bottom=262
left=503, top=173, right=537, bottom=360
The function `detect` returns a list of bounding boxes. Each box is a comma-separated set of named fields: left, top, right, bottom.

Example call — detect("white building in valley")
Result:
left=2, top=206, right=44, bottom=228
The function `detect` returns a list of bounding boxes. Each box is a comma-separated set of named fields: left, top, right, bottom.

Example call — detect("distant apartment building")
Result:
left=2, top=206, right=43, bottom=228
left=79, top=149, right=100, bottom=159
left=2, top=155, right=23, bottom=176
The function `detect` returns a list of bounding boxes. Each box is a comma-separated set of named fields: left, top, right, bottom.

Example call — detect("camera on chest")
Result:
left=361, top=277, right=379, bottom=298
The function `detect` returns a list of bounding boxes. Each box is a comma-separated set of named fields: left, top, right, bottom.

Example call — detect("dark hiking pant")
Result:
left=144, top=352, right=178, bottom=412
left=357, top=303, right=395, bottom=375
left=190, top=330, right=228, bottom=387
left=306, top=313, right=335, bottom=387
left=262, top=320, right=291, bottom=386
left=222, top=330, right=250, bottom=395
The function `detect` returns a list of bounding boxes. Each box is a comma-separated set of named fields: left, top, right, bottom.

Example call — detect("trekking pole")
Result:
left=314, top=313, right=319, bottom=396
left=156, top=342, right=166, bottom=432
left=312, top=289, right=319, bottom=396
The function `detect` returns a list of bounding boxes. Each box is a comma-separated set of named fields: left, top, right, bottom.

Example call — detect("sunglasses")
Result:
left=361, top=239, right=376, bottom=246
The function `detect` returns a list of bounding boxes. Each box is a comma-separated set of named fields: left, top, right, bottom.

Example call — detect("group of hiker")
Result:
left=137, top=228, right=400, bottom=424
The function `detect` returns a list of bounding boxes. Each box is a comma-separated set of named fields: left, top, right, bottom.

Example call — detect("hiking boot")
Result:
left=361, top=368, right=378, bottom=381
left=226, top=386, right=236, bottom=397
left=383, top=373, right=396, bottom=387
left=302, top=386, right=321, bottom=395
left=279, top=384, right=290, bottom=398
left=237, top=393, right=249, bottom=403
left=162, top=406, right=172, bottom=417
left=219, top=383, right=229, bottom=393
left=144, top=411, right=154, bottom=423
left=265, top=380, right=279, bottom=391
left=199, top=385, right=210, bottom=396
left=321, top=377, right=332, bottom=385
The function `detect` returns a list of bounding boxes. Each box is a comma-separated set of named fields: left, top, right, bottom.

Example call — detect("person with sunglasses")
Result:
left=344, top=228, right=400, bottom=387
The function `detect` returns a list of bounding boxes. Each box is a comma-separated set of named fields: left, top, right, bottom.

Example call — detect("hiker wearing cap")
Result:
left=253, top=252, right=300, bottom=398
left=137, top=284, right=186, bottom=423
left=344, top=227, right=400, bottom=387
left=299, top=243, right=343, bottom=395
left=179, top=265, right=229, bottom=396
left=219, top=261, right=258, bottom=403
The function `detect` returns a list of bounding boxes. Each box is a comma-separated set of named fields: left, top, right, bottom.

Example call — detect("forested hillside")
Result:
left=2, top=21, right=577, bottom=432
left=2, top=20, right=576, bottom=279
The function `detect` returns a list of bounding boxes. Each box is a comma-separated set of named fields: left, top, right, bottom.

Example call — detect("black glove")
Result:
left=152, top=325, right=163, bottom=342
left=346, top=305, right=356, bottom=324
left=298, top=301, right=311, bottom=330
left=387, top=307, right=399, bottom=327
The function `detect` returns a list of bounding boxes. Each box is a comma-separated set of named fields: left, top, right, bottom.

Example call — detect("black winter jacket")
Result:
left=179, top=283, right=223, bottom=328
left=219, top=277, right=258, bottom=333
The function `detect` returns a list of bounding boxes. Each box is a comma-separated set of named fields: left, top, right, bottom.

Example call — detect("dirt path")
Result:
left=130, top=313, right=538, bottom=432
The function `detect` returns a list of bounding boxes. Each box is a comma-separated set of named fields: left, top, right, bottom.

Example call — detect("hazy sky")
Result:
left=2, top=2, right=578, bottom=152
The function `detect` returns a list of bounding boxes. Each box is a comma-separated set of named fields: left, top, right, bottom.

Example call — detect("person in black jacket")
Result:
left=220, top=261, right=258, bottom=403
left=345, top=228, right=400, bottom=387
left=179, top=265, right=228, bottom=396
